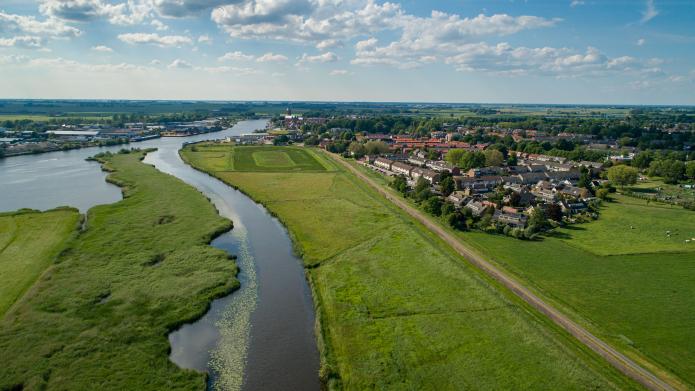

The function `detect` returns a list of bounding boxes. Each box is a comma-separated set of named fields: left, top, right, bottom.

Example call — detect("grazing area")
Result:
left=182, top=143, right=635, bottom=390
left=0, top=208, right=80, bottom=318
left=0, top=150, right=238, bottom=390
left=558, top=194, right=695, bottom=255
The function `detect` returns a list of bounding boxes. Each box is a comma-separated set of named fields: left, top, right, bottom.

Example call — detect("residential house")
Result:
left=447, top=191, right=469, bottom=208
left=493, top=210, right=528, bottom=228
left=392, top=162, right=415, bottom=177
left=374, top=157, right=394, bottom=171
left=465, top=200, right=488, bottom=217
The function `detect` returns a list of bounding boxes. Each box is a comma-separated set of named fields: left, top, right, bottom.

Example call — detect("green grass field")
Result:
left=351, top=161, right=695, bottom=389
left=0, top=150, right=238, bottom=390
left=0, top=209, right=80, bottom=318
left=182, top=144, right=636, bottom=390
left=187, top=144, right=328, bottom=172
left=558, top=195, right=695, bottom=255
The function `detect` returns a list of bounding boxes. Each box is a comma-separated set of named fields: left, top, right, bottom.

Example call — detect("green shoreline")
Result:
left=0, top=149, right=239, bottom=390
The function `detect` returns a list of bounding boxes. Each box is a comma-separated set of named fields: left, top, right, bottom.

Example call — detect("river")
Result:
left=0, top=120, right=320, bottom=391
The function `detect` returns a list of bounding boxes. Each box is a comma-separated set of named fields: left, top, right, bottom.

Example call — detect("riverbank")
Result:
left=181, top=143, right=636, bottom=390
left=0, top=149, right=239, bottom=390
left=0, top=208, right=81, bottom=318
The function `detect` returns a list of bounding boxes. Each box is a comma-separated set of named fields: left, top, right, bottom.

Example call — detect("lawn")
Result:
left=0, top=208, right=80, bottom=318
left=182, top=144, right=636, bottom=390
left=0, top=150, right=238, bottom=390
left=233, top=146, right=328, bottom=172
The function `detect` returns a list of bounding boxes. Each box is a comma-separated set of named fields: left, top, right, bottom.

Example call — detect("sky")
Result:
left=0, top=0, right=693, bottom=104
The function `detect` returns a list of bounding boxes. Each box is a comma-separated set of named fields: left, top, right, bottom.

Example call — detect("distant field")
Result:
left=0, top=151, right=237, bottom=390
left=0, top=114, right=113, bottom=121
left=182, top=144, right=635, bottom=390
left=559, top=194, right=695, bottom=255
left=0, top=209, right=79, bottom=318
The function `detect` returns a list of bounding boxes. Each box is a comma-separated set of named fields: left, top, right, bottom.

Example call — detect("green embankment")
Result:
left=182, top=143, right=636, bottom=390
left=351, top=160, right=695, bottom=389
left=0, top=150, right=238, bottom=390
left=0, top=208, right=80, bottom=318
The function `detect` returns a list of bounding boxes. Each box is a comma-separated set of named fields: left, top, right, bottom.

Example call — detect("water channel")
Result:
left=0, top=119, right=320, bottom=390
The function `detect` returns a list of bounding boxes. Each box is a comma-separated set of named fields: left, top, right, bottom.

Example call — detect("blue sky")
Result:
left=0, top=0, right=693, bottom=104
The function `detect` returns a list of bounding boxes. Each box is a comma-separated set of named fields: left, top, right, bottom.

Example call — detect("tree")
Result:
left=390, top=175, right=408, bottom=194
left=441, top=202, right=456, bottom=216
left=596, top=188, right=610, bottom=200
left=686, top=161, right=695, bottom=179
left=507, top=152, right=518, bottom=166
left=348, top=142, right=366, bottom=158
left=578, top=165, right=592, bottom=191
left=527, top=207, right=548, bottom=233
left=632, top=151, right=653, bottom=169
left=414, top=177, right=431, bottom=201
left=273, top=135, right=289, bottom=145
left=446, top=211, right=468, bottom=231
left=423, top=197, right=443, bottom=216
left=648, top=159, right=685, bottom=184
left=546, top=203, right=563, bottom=222
left=445, top=149, right=466, bottom=166
left=439, top=176, right=455, bottom=196
left=364, top=141, right=389, bottom=155
left=607, top=165, right=638, bottom=187
left=484, top=149, right=504, bottom=167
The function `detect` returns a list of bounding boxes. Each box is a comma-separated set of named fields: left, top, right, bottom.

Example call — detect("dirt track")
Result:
left=329, top=153, right=678, bottom=391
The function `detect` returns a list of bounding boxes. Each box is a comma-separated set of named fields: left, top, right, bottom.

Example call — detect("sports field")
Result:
left=0, top=150, right=238, bottom=390
left=0, top=209, right=79, bottom=318
left=186, top=144, right=328, bottom=172
left=182, top=144, right=635, bottom=390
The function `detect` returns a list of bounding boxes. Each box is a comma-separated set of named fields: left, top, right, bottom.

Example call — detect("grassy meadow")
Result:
left=0, top=208, right=80, bottom=318
left=182, top=143, right=637, bottom=390
left=352, top=160, right=695, bottom=388
left=0, top=150, right=238, bottom=390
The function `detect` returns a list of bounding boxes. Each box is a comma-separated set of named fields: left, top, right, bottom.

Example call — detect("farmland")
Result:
left=182, top=143, right=635, bottom=390
left=0, top=208, right=80, bottom=318
left=0, top=150, right=238, bottom=390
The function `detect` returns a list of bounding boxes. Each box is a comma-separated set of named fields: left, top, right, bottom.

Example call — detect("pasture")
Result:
left=0, top=208, right=79, bottom=318
left=182, top=144, right=635, bottom=390
left=0, top=150, right=238, bottom=390
left=558, top=194, right=695, bottom=255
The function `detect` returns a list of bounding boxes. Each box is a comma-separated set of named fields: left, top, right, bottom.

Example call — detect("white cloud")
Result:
left=297, top=52, right=339, bottom=65
left=150, top=59, right=162, bottom=66
left=0, top=55, right=29, bottom=65
left=92, top=45, right=113, bottom=52
left=256, top=52, right=288, bottom=62
left=0, top=36, right=44, bottom=48
left=641, top=0, right=658, bottom=23
left=211, top=0, right=403, bottom=44
left=637, top=38, right=646, bottom=46
left=316, top=39, right=342, bottom=51
left=150, top=0, right=230, bottom=18
left=195, top=66, right=259, bottom=75
left=118, top=33, right=192, bottom=47
left=218, top=51, right=255, bottom=61
left=39, top=0, right=151, bottom=25
left=151, top=19, right=168, bottom=31
left=570, top=0, right=585, bottom=7
left=0, top=11, right=81, bottom=38
left=198, top=34, right=212, bottom=44
left=168, top=59, right=192, bottom=69
left=26, top=57, right=157, bottom=73
left=329, top=69, right=350, bottom=76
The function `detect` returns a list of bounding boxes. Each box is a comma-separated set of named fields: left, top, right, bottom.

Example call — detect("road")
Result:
left=328, top=153, right=678, bottom=391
